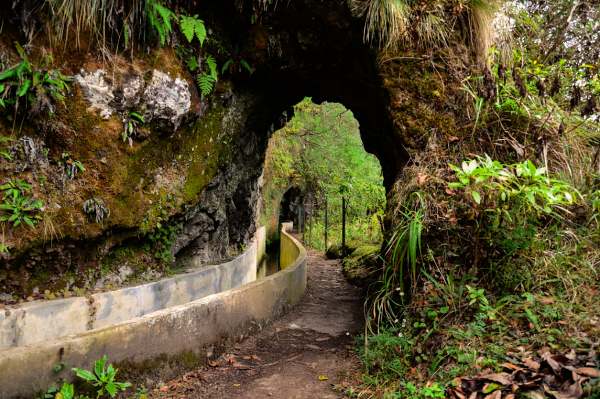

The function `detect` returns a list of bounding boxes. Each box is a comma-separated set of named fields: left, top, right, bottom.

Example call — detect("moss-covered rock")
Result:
left=342, top=244, right=380, bottom=286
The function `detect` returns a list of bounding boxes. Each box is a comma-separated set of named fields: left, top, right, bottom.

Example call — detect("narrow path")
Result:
left=150, top=249, right=364, bottom=398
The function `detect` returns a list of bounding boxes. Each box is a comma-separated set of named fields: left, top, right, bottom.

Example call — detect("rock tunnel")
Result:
left=0, top=0, right=417, bottom=298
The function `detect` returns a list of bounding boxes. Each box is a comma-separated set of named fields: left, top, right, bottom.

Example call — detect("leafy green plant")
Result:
left=83, top=198, right=110, bottom=223
left=0, top=43, right=70, bottom=114
left=0, top=135, right=14, bottom=161
left=61, top=152, right=85, bottom=179
left=121, top=111, right=145, bottom=146
left=197, top=55, right=218, bottom=97
left=1, top=178, right=32, bottom=200
left=40, top=383, right=77, bottom=399
left=146, top=221, right=180, bottom=264
left=466, top=285, right=496, bottom=321
left=367, top=192, right=424, bottom=331
left=449, top=156, right=577, bottom=217
left=591, top=189, right=600, bottom=227
left=179, top=15, right=207, bottom=46
left=0, top=178, right=43, bottom=228
left=72, top=355, right=131, bottom=398
left=146, top=0, right=175, bottom=46
left=0, top=241, right=10, bottom=254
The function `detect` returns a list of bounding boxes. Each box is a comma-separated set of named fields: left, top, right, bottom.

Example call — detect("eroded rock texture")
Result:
left=0, top=0, right=468, bottom=299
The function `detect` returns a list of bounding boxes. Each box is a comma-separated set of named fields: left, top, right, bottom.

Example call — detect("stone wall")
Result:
left=0, top=227, right=265, bottom=350
left=0, top=225, right=305, bottom=399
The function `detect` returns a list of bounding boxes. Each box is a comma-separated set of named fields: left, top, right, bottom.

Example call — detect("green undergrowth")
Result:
left=354, top=228, right=599, bottom=398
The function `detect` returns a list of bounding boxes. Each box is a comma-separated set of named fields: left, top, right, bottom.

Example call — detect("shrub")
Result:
left=0, top=178, right=43, bottom=228
left=0, top=43, right=70, bottom=115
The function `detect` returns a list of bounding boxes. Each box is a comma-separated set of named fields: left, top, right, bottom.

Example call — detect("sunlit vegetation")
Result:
left=354, top=1, right=600, bottom=397
left=260, top=98, right=386, bottom=251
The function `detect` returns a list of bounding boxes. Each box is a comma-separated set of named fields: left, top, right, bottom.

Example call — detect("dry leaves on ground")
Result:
left=448, top=349, right=599, bottom=399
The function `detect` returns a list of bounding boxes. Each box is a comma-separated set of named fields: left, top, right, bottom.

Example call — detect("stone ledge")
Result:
left=0, top=226, right=306, bottom=398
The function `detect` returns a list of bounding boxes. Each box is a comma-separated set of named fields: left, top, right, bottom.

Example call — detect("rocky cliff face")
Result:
left=0, top=0, right=474, bottom=301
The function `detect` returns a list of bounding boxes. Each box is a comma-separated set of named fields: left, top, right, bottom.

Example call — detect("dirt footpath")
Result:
left=150, top=249, right=364, bottom=399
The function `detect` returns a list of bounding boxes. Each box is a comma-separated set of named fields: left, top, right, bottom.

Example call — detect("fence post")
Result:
left=342, top=196, right=347, bottom=252
left=324, top=197, right=328, bottom=253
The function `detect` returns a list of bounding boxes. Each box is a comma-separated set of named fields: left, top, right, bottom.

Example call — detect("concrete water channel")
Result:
left=0, top=224, right=306, bottom=398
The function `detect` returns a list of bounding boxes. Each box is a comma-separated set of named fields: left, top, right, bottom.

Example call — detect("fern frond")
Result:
left=179, top=15, right=207, bottom=46
left=179, top=15, right=196, bottom=43
left=205, top=55, right=218, bottom=80
left=221, top=59, right=233, bottom=74
left=197, top=74, right=216, bottom=97
left=146, top=0, right=174, bottom=46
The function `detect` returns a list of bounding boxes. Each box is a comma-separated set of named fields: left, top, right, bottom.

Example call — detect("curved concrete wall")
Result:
left=0, top=226, right=306, bottom=398
left=0, top=228, right=264, bottom=350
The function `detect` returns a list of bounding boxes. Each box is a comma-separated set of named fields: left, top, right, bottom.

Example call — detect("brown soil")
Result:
left=148, top=249, right=364, bottom=399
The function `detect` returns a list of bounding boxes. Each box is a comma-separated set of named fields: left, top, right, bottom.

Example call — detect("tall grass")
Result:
left=366, top=192, right=425, bottom=332
left=45, top=0, right=145, bottom=50
left=362, top=0, right=498, bottom=56
left=363, top=0, right=411, bottom=51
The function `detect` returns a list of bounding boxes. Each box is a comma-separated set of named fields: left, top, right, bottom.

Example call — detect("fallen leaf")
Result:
left=318, top=375, right=329, bottom=381
left=481, top=372, right=513, bottom=386
left=484, top=391, right=502, bottom=399
left=575, top=367, right=600, bottom=378
left=523, top=358, right=541, bottom=371
left=541, top=352, right=562, bottom=374
left=483, top=382, right=503, bottom=394
left=523, top=391, right=545, bottom=399
left=502, top=362, right=524, bottom=371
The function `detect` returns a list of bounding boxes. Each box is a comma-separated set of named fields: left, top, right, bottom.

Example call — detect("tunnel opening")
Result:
left=259, top=98, right=386, bottom=274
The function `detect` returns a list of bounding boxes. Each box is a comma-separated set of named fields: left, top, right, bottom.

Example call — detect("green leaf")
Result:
left=73, top=368, right=97, bottom=383
left=205, top=55, right=218, bottom=80
left=179, top=15, right=206, bottom=46
left=197, top=74, right=215, bottom=97
left=471, top=191, right=481, bottom=204
left=179, top=15, right=196, bottom=43
left=129, top=111, right=145, bottom=123
left=0, top=68, right=17, bottom=81
left=221, top=59, right=233, bottom=74
left=105, top=383, right=117, bottom=397
left=16, top=79, right=31, bottom=97
left=482, top=382, right=502, bottom=394
left=240, top=59, right=254, bottom=74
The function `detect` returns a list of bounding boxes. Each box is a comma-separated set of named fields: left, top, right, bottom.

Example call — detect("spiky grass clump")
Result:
left=361, top=0, right=498, bottom=58
left=45, top=0, right=145, bottom=50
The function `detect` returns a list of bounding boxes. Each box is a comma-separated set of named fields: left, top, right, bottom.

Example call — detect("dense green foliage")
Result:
left=356, top=1, right=600, bottom=397
left=261, top=98, right=385, bottom=249
left=0, top=44, right=70, bottom=116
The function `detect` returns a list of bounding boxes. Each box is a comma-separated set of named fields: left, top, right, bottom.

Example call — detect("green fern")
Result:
left=179, top=15, right=207, bottom=46
left=197, top=55, right=218, bottom=97
left=146, top=0, right=174, bottom=46
left=186, top=56, right=199, bottom=72
left=197, top=74, right=216, bottom=97
left=205, top=55, right=218, bottom=78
